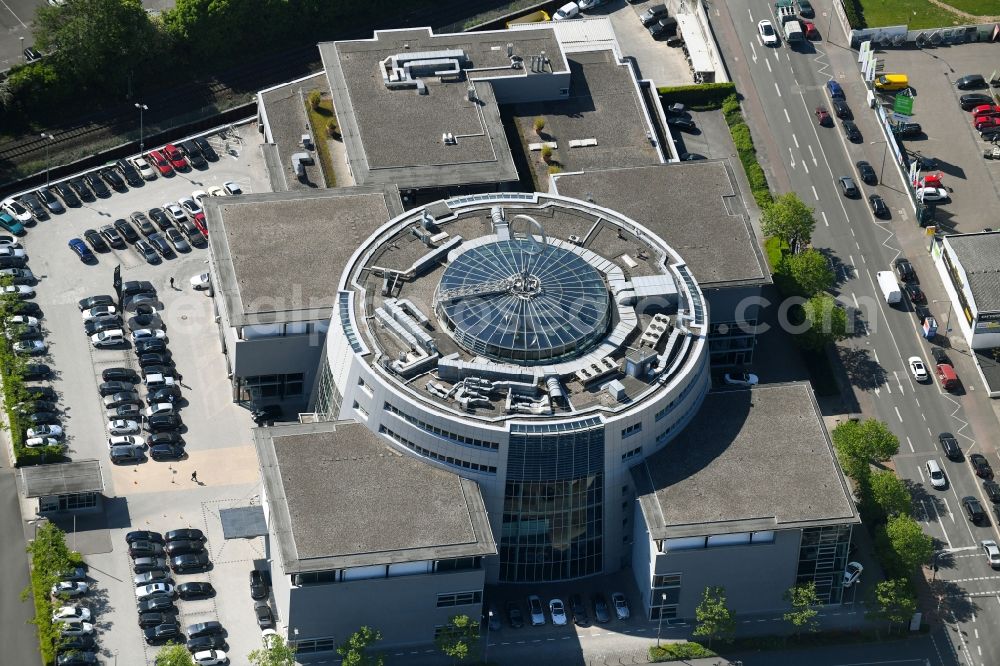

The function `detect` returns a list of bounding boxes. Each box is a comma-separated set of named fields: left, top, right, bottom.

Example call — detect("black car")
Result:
left=84, top=172, right=110, bottom=198
left=129, top=540, right=165, bottom=558
left=505, top=601, right=524, bottom=628
left=176, top=582, right=215, bottom=600
left=964, top=495, right=987, bottom=523
left=59, top=635, right=96, bottom=652
left=82, top=229, right=109, bottom=253
left=68, top=177, right=94, bottom=202
left=100, top=167, right=127, bottom=192
left=84, top=316, right=122, bottom=337
left=798, top=0, right=815, bottom=17
left=956, top=74, right=987, bottom=90
left=667, top=116, right=696, bottom=132
left=151, top=444, right=185, bottom=461
left=21, top=193, right=48, bottom=220
left=23, top=363, right=50, bottom=380
left=27, top=412, right=59, bottom=425
left=170, top=551, right=209, bottom=572
left=36, top=187, right=64, bottom=214
left=103, top=367, right=138, bottom=383
left=856, top=160, right=877, bottom=185
left=148, top=232, right=175, bottom=258
left=99, top=380, right=133, bottom=397
left=166, top=528, right=205, bottom=543
left=16, top=400, right=57, bottom=414
left=10, top=301, right=42, bottom=318
left=832, top=99, right=852, bottom=119
left=971, top=453, right=994, bottom=479
left=113, top=218, right=139, bottom=243
left=904, top=283, right=925, bottom=304
left=148, top=207, right=172, bottom=230
left=99, top=225, right=125, bottom=249
left=983, top=480, right=1000, bottom=504
left=121, top=280, right=156, bottom=298
left=932, top=348, right=951, bottom=365
left=141, top=365, right=173, bottom=378
left=255, top=601, right=275, bottom=629
left=116, top=159, right=144, bottom=187
left=139, top=353, right=172, bottom=369
left=165, top=539, right=204, bottom=557
left=894, top=257, right=916, bottom=282
left=187, top=634, right=226, bottom=651
left=250, top=569, right=268, bottom=600
left=78, top=295, right=114, bottom=311
left=126, top=530, right=164, bottom=544
left=569, top=594, right=590, bottom=627
left=186, top=150, right=208, bottom=170
left=187, top=621, right=224, bottom=639
left=52, top=182, right=81, bottom=207
left=105, top=391, right=141, bottom=408
left=130, top=212, right=157, bottom=237
left=135, top=240, right=161, bottom=264
left=939, top=432, right=961, bottom=460
left=56, top=653, right=98, bottom=666
left=25, top=385, right=57, bottom=401
left=842, top=120, right=861, bottom=142
left=1, top=267, right=36, bottom=285
left=649, top=16, right=677, bottom=39
left=138, top=596, right=176, bottom=613
left=640, top=3, right=668, bottom=26
left=143, top=623, right=180, bottom=645
left=193, top=137, right=218, bottom=161
left=961, top=93, right=995, bottom=110
left=108, top=404, right=142, bottom=419
left=147, top=413, right=181, bottom=433
left=592, top=593, right=612, bottom=623
left=149, top=387, right=181, bottom=404
left=149, top=432, right=183, bottom=447
left=136, top=338, right=168, bottom=355
left=892, top=122, right=922, bottom=138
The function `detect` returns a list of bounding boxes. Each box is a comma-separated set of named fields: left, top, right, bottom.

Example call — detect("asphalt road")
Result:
left=711, top=2, right=1000, bottom=666
left=0, top=465, right=40, bottom=663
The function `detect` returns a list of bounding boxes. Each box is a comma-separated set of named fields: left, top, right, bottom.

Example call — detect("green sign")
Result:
left=894, top=95, right=914, bottom=116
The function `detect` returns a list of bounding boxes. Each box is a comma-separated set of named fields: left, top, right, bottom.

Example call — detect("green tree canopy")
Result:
left=692, top=586, right=735, bottom=647
left=793, top=293, right=849, bottom=351
left=248, top=633, right=297, bottom=666
left=156, top=643, right=195, bottom=666
left=761, top=193, right=816, bottom=251
left=866, top=579, right=916, bottom=634
left=870, top=469, right=911, bottom=519
left=338, top=626, right=384, bottom=666
left=832, top=419, right=900, bottom=482
left=885, top=514, right=933, bottom=576
left=434, top=614, right=479, bottom=663
left=782, top=582, right=820, bottom=636
left=785, top=248, right=835, bottom=297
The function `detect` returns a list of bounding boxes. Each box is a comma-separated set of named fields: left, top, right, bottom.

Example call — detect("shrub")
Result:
left=326, top=118, right=339, bottom=138
left=730, top=123, right=754, bottom=153
left=533, top=116, right=545, bottom=134
left=308, top=90, right=322, bottom=110
left=842, top=0, right=866, bottom=29
left=548, top=165, right=562, bottom=174
left=540, top=145, right=553, bottom=163
left=657, top=82, right=737, bottom=110
left=649, top=642, right=717, bottom=662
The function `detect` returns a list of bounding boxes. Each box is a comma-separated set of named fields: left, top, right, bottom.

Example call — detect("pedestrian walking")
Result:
left=191, top=470, right=198, bottom=482
left=169, top=277, right=176, bottom=289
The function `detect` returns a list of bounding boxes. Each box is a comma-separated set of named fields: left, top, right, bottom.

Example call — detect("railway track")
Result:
left=0, top=1, right=520, bottom=176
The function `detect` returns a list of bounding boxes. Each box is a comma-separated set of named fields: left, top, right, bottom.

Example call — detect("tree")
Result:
left=885, top=514, right=933, bottom=576
left=338, top=626, right=384, bottom=666
left=866, top=579, right=916, bottom=635
left=692, top=586, right=735, bottom=647
left=832, top=419, right=900, bottom=482
left=156, top=643, right=195, bottom=666
left=785, top=248, right=834, bottom=297
left=434, top=614, right=479, bottom=663
left=23, top=523, right=80, bottom=663
left=761, top=192, right=816, bottom=251
left=782, top=582, right=820, bottom=636
left=308, top=90, right=321, bottom=110
left=869, top=469, right=912, bottom=519
left=248, top=633, right=297, bottom=666
left=793, top=293, right=849, bottom=351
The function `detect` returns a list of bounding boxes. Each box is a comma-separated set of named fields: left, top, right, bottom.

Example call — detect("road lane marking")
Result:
left=748, top=7, right=754, bottom=20
left=784, top=108, right=790, bottom=123
left=811, top=185, right=818, bottom=199
left=750, top=40, right=758, bottom=63
left=774, top=82, right=782, bottom=97
left=873, top=350, right=880, bottom=364
left=793, top=133, right=799, bottom=148
left=928, top=426, right=933, bottom=437
left=802, top=160, right=809, bottom=174
left=789, top=148, right=796, bottom=168
left=822, top=211, right=829, bottom=226
left=0, top=0, right=27, bottom=28
left=894, top=406, right=902, bottom=422
left=907, top=436, right=914, bottom=452
left=809, top=144, right=817, bottom=165
left=766, top=58, right=772, bottom=72
left=850, top=227, right=856, bottom=237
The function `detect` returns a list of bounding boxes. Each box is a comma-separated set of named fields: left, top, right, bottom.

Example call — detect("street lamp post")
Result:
left=483, top=610, right=493, bottom=663
left=135, top=103, right=148, bottom=153
left=655, top=592, right=667, bottom=647
left=41, top=133, right=54, bottom=187
left=870, top=139, right=889, bottom=183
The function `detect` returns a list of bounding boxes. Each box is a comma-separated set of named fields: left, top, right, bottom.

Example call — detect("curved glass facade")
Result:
left=500, top=419, right=605, bottom=582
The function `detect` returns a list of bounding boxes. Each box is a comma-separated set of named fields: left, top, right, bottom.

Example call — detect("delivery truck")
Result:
left=877, top=271, right=901, bottom=304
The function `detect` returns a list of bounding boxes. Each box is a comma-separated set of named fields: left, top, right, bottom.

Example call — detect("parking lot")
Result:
left=9, top=124, right=281, bottom=665
left=877, top=43, right=1000, bottom=232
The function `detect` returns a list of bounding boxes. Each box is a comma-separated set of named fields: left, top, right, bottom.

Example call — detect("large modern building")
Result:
left=931, top=231, right=1000, bottom=350
left=314, top=191, right=711, bottom=583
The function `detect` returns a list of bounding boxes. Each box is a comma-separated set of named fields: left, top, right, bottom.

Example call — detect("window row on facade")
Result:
left=379, top=425, right=498, bottom=474
left=384, top=402, right=500, bottom=450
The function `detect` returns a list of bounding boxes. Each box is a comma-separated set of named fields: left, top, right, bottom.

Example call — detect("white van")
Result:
left=925, top=460, right=947, bottom=489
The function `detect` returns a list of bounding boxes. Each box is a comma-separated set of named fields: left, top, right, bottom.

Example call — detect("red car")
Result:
left=975, top=117, right=1000, bottom=131
left=801, top=20, right=818, bottom=39
left=192, top=212, right=207, bottom=237
left=147, top=150, right=173, bottom=177
left=815, top=106, right=831, bottom=126
left=162, top=144, right=188, bottom=171
left=971, top=104, right=1000, bottom=117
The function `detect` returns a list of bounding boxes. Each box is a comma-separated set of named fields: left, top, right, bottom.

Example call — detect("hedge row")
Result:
left=649, top=641, right=717, bottom=662
left=842, top=0, right=866, bottom=29
left=657, top=82, right=737, bottom=111
left=721, top=94, right=773, bottom=208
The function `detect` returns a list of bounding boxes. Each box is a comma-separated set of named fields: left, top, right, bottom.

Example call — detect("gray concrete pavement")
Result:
left=0, top=466, right=40, bottom=665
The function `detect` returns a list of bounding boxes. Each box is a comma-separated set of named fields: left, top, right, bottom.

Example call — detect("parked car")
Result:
left=892, top=122, right=922, bottom=138
left=187, top=621, right=224, bottom=639
left=98, top=379, right=132, bottom=396
left=151, top=443, right=185, bottom=460
left=611, top=592, right=630, bottom=620
left=23, top=363, right=50, bottom=380
left=856, top=160, right=877, bottom=185
left=114, top=218, right=140, bottom=243
left=37, top=187, right=65, bottom=214
left=964, top=495, right=987, bottom=524
left=134, top=570, right=171, bottom=586
left=548, top=598, right=568, bottom=626
left=143, top=623, right=180, bottom=645
left=592, top=593, right=611, bottom=623
left=162, top=144, right=188, bottom=170
left=110, top=444, right=144, bottom=464
left=99, top=225, right=125, bottom=249
left=640, top=3, right=668, bottom=26
left=250, top=570, right=268, bottom=599
left=842, top=120, right=861, bottom=142
left=52, top=581, right=89, bottom=598
left=193, top=650, right=228, bottom=666
left=83, top=229, right=108, bottom=253
left=815, top=106, right=831, bottom=126
left=165, top=228, right=191, bottom=253
left=843, top=561, right=863, bottom=586
left=971, top=453, right=994, bottom=479
left=961, top=93, right=995, bottom=110
left=99, top=167, right=127, bottom=192
left=126, top=530, right=164, bottom=544
left=527, top=595, right=546, bottom=626
left=135, top=583, right=175, bottom=600
left=103, top=367, right=138, bottom=383
left=187, top=635, right=226, bottom=652
left=149, top=207, right=172, bottom=230
left=165, top=539, right=205, bottom=556
left=129, top=540, right=165, bottom=558
left=171, top=552, right=210, bottom=573
left=108, top=419, right=140, bottom=435
left=52, top=182, right=81, bottom=207
left=138, top=596, right=176, bottom=613
left=133, top=556, right=167, bottom=574
left=956, top=73, right=987, bottom=90
left=131, top=156, right=158, bottom=180
left=569, top=594, right=589, bottom=626
left=176, top=582, right=215, bottom=600
left=505, top=601, right=524, bottom=628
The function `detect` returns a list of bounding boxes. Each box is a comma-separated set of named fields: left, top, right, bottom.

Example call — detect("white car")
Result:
left=2, top=198, right=33, bottom=222
left=758, top=19, right=779, bottom=46
left=135, top=582, right=174, bottom=600
left=190, top=273, right=211, bottom=290
left=549, top=598, right=568, bottom=625
left=28, top=424, right=63, bottom=438
left=577, top=0, right=605, bottom=8
left=3, top=285, right=35, bottom=297
left=108, top=435, right=145, bottom=448
left=132, top=328, right=166, bottom=342
left=611, top=592, right=630, bottom=620
left=908, top=356, right=929, bottom=382
left=0, top=246, right=26, bottom=259
left=163, top=202, right=186, bottom=222
left=108, top=419, right=140, bottom=435
left=13, top=340, right=46, bottom=354
left=145, top=403, right=174, bottom=417
left=223, top=181, right=243, bottom=196
left=92, top=329, right=125, bottom=348
left=926, top=459, right=947, bottom=489
left=206, top=185, right=226, bottom=197
left=10, top=315, right=38, bottom=327
left=723, top=372, right=759, bottom=387
left=52, top=581, right=89, bottom=597
left=192, top=190, right=208, bottom=205
left=26, top=436, right=62, bottom=448
left=53, top=605, right=92, bottom=622
left=58, top=620, right=95, bottom=636
left=983, top=539, right=1000, bottom=568
left=179, top=197, right=202, bottom=216
left=842, top=561, right=863, bottom=587
left=553, top=2, right=580, bottom=20
left=0, top=237, right=22, bottom=248
left=131, top=156, right=157, bottom=180
left=193, top=650, right=228, bottom=666
left=82, top=305, right=117, bottom=321
left=916, top=187, right=949, bottom=202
